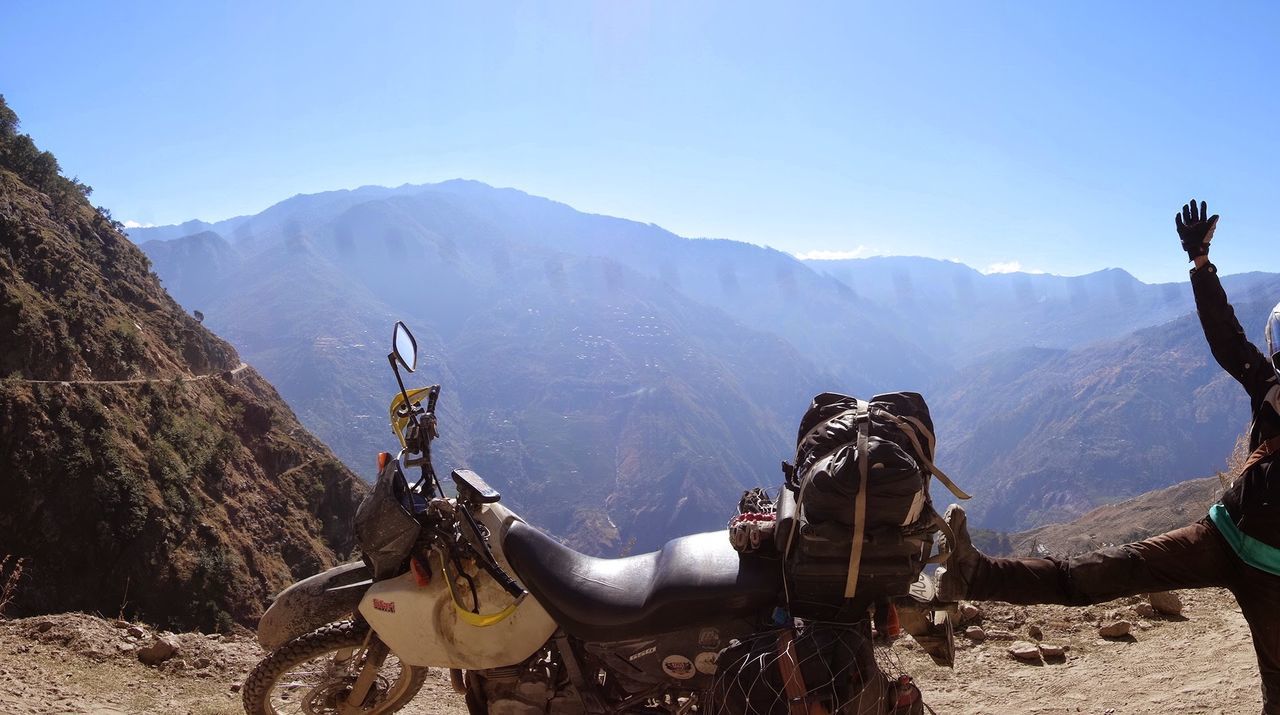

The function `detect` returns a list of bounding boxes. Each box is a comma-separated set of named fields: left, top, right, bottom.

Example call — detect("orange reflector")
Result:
left=377, top=451, right=391, bottom=471
left=886, top=602, right=901, bottom=637
left=410, top=556, right=431, bottom=587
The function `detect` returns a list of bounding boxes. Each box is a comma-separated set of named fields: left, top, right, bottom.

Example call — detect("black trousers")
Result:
left=968, top=518, right=1280, bottom=714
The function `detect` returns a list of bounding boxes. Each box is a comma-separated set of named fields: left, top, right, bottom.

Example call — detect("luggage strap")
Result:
left=925, top=509, right=955, bottom=565
left=880, top=412, right=972, bottom=501
left=844, top=401, right=871, bottom=599
left=776, top=628, right=830, bottom=715
left=1239, top=434, right=1280, bottom=478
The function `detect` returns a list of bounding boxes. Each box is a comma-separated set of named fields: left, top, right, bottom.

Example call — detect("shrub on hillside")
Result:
left=0, top=95, right=92, bottom=212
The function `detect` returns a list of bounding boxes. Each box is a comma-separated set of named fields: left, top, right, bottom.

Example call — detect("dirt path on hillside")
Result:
left=15, top=363, right=249, bottom=386
left=0, top=590, right=1262, bottom=714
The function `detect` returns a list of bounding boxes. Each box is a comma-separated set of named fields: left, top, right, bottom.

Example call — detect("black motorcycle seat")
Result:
left=502, top=520, right=782, bottom=641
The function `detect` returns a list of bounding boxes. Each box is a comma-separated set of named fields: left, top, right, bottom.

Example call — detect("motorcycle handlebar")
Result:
left=457, top=504, right=525, bottom=599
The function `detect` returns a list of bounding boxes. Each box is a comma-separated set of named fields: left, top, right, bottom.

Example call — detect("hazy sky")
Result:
left=4, top=2, right=1280, bottom=282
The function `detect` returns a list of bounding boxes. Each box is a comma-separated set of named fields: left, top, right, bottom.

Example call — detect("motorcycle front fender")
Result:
left=257, top=561, right=372, bottom=650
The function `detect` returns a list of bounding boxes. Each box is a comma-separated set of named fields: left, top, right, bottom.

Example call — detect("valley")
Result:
left=134, top=182, right=1279, bottom=546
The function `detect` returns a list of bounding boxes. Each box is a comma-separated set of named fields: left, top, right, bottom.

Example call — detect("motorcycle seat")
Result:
left=502, top=520, right=782, bottom=641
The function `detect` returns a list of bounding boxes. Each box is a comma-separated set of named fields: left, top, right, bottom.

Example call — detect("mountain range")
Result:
left=131, top=181, right=1280, bottom=547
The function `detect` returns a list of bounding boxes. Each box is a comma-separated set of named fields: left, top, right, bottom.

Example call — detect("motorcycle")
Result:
left=242, top=322, right=947, bottom=715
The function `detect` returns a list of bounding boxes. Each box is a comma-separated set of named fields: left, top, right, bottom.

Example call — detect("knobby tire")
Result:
left=242, top=620, right=427, bottom=715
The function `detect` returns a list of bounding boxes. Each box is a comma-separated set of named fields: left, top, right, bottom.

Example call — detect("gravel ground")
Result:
left=0, top=591, right=1262, bottom=715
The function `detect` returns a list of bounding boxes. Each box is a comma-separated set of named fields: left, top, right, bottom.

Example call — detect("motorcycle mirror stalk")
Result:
left=389, top=320, right=419, bottom=407
left=389, top=322, right=445, bottom=496
left=389, top=321, right=434, bottom=445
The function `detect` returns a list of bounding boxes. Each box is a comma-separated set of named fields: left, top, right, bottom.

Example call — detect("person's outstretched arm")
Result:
left=1179, top=198, right=1278, bottom=405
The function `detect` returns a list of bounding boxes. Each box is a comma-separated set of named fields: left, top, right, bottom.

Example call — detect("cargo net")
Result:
left=704, top=623, right=930, bottom=715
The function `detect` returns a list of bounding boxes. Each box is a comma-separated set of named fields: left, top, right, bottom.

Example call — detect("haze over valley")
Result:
left=131, top=181, right=1275, bottom=550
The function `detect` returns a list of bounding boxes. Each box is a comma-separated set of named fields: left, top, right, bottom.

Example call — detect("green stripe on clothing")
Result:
left=1208, top=502, right=1280, bottom=576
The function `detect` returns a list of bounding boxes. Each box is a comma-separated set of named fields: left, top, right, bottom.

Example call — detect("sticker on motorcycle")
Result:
left=697, top=627, right=720, bottom=648
left=662, top=655, right=695, bottom=680
left=694, top=652, right=718, bottom=675
left=627, top=645, right=657, bottom=662
left=372, top=598, right=396, bottom=613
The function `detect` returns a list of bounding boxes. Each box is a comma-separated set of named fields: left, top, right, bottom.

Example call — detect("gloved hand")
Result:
left=1175, top=198, right=1219, bottom=261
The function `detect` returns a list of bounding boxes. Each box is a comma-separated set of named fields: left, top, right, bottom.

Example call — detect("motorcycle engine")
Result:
left=470, top=658, right=585, bottom=715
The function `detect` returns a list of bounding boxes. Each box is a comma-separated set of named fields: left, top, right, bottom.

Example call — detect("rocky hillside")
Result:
left=1011, top=476, right=1225, bottom=556
left=929, top=306, right=1258, bottom=532
left=0, top=96, right=364, bottom=631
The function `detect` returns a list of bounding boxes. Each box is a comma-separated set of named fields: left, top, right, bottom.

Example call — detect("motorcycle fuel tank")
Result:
left=359, top=503, right=557, bottom=669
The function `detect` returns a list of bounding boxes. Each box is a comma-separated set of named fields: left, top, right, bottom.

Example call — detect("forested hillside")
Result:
left=0, top=96, right=364, bottom=630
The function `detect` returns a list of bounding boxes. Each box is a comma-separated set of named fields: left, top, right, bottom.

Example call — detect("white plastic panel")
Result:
left=359, top=503, right=557, bottom=669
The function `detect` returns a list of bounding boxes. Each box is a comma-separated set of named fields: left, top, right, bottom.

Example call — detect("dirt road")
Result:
left=15, top=363, right=249, bottom=386
left=0, top=589, right=1261, bottom=714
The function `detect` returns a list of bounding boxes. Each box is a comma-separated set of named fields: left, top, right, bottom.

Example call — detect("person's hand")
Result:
left=1176, top=198, right=1219, bottom=261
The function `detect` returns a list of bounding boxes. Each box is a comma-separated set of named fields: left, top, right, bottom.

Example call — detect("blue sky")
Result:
left=3, top=2, right=1280, bottom=282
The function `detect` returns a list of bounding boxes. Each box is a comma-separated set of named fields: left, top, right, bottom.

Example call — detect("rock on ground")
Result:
left=1007, top=641, right=1042, bottom=661
left=1147, top=591, right=1184, bottom=616
left=1038, top=643, right=1066, bottom=658
left=1098, top=620, right=1132, bottom=638
left=137, top=636, right=180, bottom=666
left=891, top=588, right=1263, bottom=714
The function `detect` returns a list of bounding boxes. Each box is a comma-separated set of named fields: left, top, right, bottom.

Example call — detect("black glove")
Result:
left=1175, top=198, right=1218, bottom=261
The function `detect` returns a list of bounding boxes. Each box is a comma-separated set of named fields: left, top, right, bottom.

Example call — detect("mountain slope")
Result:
left=141, top=230, right=241, bottom=313
left=1011, top=475, right=1224, bottom=556
left=140, top=192, right=828, bottom=552
left=0, top=98, right=364, bottom=630
left=808, top=255, right=1280, bottom=362
left=808, top=256, right=1182, bottom=360
left=930, top=306, right=1258, bottom=530
left=134, top=180, right=1280, bottom=542
left=136, top=182, right=936, bottom=394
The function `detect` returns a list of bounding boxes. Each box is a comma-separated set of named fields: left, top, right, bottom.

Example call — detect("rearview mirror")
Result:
left=392, top=321, right=418, bottom=373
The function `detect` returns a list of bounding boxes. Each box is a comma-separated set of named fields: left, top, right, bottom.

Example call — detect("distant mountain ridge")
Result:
left=133, top=180, right=1280, bottom=543
left=140, top=184, right=835, bottom=553
left=806, top=255, right=1280, bottom=361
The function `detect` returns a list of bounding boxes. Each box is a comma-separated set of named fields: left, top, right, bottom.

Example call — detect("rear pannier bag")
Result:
left=778, top=392, right=969, bottom=620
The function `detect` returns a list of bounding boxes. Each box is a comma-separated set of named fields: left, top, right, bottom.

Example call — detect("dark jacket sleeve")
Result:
left=1190, top=261, right=1277, bottom=407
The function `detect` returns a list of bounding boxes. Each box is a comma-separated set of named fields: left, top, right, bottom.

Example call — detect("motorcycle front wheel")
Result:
left=242, top=620, right=427, bottom=715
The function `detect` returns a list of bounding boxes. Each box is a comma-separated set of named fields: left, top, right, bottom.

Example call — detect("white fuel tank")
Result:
left=358, top=503, right=557, bottom=669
